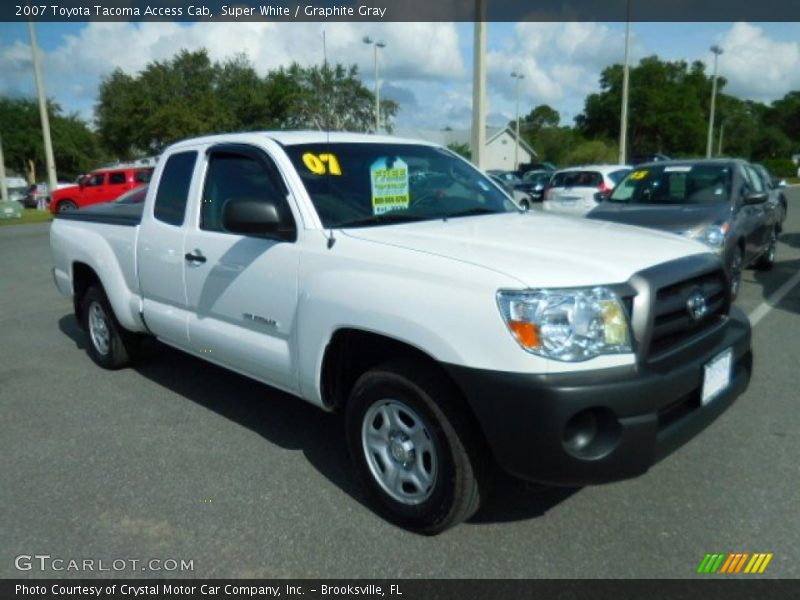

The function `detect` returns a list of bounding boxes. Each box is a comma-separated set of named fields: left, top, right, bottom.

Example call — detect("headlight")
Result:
left=682, top=222, right=730, bottom=252
left=497, top=287, right=632, bottom=361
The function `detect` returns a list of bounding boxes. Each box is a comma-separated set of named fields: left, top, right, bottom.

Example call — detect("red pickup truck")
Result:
left=50, top=166, right=153, bottom=213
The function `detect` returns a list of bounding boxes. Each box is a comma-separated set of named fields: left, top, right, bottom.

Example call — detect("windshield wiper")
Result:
left=442, top=207, right=504, bottom=220
left=334, top=212, right=428, bottom=228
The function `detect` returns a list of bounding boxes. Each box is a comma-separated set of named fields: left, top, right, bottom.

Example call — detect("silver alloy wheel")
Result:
left=88, top=301, right=111, bottom=356
left=361, top=399, right=438, bottom=505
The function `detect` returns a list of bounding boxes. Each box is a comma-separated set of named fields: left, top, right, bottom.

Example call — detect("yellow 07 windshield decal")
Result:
left=302, top=152, right=342, bottom=176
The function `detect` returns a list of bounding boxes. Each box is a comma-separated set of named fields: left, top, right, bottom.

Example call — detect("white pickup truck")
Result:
left=51, top=132, right=752, bottom=533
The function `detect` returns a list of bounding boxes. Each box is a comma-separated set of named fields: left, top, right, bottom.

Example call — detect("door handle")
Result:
left=184, top=251, right=206, bottom=264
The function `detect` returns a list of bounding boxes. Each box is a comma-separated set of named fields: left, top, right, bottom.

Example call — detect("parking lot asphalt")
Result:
left=2, top=191, right=799, bottom=579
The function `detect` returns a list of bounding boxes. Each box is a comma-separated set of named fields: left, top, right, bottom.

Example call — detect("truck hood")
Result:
left=51, top=184, right=79, bottom=199
left=587, top=201, right=731, bottom=233
left=341, top=212, right=710, bottom=288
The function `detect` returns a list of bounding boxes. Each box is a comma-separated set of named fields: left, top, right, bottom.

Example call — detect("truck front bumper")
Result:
left=444, top=306, right=752, bottom=486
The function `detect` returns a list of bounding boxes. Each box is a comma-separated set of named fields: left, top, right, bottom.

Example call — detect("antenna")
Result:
left=322, top=28, right=336, bottom=249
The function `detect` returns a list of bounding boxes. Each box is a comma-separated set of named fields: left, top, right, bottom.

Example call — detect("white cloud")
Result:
left=713, top=22, right=800, bottom=102
left=3, top=21, right=798, bottom=133
left=0, top=21, right=464, bottom=122
left=485, top=22, right=636, bottom=125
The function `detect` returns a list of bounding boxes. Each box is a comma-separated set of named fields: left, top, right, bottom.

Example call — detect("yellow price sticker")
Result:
left=629, top=170, right=649, bottom=180
left=302, top=152, right=342, bottom=176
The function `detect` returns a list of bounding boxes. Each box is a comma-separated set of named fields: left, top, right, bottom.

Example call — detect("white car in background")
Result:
left=543, top=165, right=631, bottom=216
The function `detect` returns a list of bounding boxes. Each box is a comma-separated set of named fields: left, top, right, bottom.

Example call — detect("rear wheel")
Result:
left=755, top=228, right=777, bottom=271
left=57, top=200, right=77, bottom=212
left=81, top=285, right=138, bottom=369
left=345, top=360, right=488, bottom=534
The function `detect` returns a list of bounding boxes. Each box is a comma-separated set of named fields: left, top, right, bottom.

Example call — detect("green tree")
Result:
left=279, top=63, right=398, bottom=132
left=527, top=127, right=582, bottom=166
left=715, top=96, right=764, bottom=158
left=577, top=56, right=714, bottom=157
left=563, top=140, right=618, bottom=166
left=95, top=50, right=399, bottom=158
left=446, top=142, right=471, bottom=160
left=517, top=104, right=560, bottom=135
left=764, top=91, right=800, bottom=148
left=0, top=96, right=102, bottom=181
left=96, top=50, right=226, bottom=158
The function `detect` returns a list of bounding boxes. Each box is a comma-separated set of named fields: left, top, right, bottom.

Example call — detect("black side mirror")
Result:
left=78, top=177, right=86, bottom=189
left=743, top=191, right=768, bottom=206
left=223, top=197, right=284, bottom=237
left=594, top=191, right=607, bottom=203
left=518, top=198, right=530, bottom=211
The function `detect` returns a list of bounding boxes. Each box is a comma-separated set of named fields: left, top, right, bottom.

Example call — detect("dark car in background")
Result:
left=487, top=170, right=544, bottom=203
left=521, top=170, right=553, bottom=202
left=588, top=159, right=781, bottom=297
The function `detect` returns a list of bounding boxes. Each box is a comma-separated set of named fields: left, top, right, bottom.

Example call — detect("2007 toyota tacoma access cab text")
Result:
left=51, top=132, right=752, bottom=533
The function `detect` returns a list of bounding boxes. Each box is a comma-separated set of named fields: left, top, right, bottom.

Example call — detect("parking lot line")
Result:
left=748, top=269, right=800, bottom=327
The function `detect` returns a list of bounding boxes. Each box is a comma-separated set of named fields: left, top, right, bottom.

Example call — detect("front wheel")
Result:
left=755, top=228, right=777, bottom=271
left=81, top=285, right=138, bottom=369
left=729, top=246, right=744, bottom=299
left=57, top=200, right=78, bottom=212
left=345, top=360, right=487, bottom=534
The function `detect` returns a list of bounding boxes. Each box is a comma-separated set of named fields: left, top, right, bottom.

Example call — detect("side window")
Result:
left=134, top=169, right=153, bottom=183
left=739, top=165, right=755, bottom=195
left=85, top=173, right=105, bottom=187
left=201, top=150, right=291, bottom=235
left=154, top=151, right=197, bottom=227
left=744, top=166, right=765, bottom=193
left=108, top=172, right=126, bottom=185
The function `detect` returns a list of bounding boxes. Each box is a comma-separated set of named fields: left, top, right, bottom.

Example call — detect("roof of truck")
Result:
left=166, top=130, right=441, bottom=151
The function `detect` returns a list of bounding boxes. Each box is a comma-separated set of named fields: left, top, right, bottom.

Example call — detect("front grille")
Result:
left=648, top=269, right=728, bottom=357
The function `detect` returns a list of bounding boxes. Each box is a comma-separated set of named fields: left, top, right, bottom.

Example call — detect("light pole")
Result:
left=363, top=36, right=386, bottom=133
left=28, top=22, right=58, bottom=196
left=510, top=71, right=525, bottom=171
left=471, top=0, right=487, bottom=169
left=0, top=134, right=8, bottom=203
left=618, top=0, right=632, bottom=165
left=706, top=45, right=723, bottom=159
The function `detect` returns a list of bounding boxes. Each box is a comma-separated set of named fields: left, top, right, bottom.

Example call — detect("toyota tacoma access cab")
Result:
left=51, top=132, right=752, bottom=534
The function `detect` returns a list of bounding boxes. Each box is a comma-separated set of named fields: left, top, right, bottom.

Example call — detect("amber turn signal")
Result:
left=508, top=320, right=540, bottom=349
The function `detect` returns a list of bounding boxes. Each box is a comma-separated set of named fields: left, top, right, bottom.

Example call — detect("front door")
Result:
left=182, top=144, right=300, bottom=393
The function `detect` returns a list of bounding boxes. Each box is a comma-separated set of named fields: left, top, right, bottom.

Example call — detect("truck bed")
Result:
left=54, top=202, right=143, bottom=227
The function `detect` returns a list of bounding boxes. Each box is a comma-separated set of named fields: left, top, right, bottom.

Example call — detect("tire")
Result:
left=755, top=228, right=777, bottom=271
left=729, top=245, right=744, bottom=299
left=57, top=200, right=77, bottom=212
left=80, top=285, right=138, bottom=369
left=345, top=359, right=488, bottom=534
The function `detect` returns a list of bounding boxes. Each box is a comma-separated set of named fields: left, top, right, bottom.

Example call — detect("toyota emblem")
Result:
left=686, top=290, right=708, bottom=322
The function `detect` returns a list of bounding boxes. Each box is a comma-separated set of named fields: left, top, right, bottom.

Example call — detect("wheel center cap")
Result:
left=389, top=432, right=415, bottom=467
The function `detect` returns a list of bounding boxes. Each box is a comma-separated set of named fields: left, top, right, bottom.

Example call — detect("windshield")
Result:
left=283, top=143, right=516, bottom=228
left=523, top=171, right=552, bottom=185
left=609, top=164, right=732, bottom=204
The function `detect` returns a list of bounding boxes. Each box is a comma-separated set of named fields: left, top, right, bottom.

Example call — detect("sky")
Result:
left=1, top=21, right=799, bottom=132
